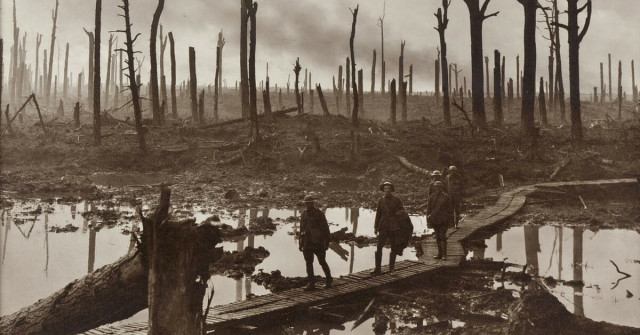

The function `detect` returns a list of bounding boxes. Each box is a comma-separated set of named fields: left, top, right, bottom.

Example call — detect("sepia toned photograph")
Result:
left=0, top=0, right=639, bottom=334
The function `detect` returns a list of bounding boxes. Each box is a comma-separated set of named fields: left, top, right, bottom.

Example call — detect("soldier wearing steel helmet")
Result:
left=427, top=181, right=453, bottom=260
left=427, top=170, right=445, bottom=197
left=371, top=181, right=405, bottom=276
left=299, top=195, right=332, bottom=290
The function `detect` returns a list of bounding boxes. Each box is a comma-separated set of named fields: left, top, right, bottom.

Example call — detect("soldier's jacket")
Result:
left=375, top=194, right=404, bottom=232
left=446, top=173, right=464, bottom=196
left=427, top=190, right=453, bottom=227
left=299, top=207, right=330, bottom=251
left=427, top=176, right=445, bottom=197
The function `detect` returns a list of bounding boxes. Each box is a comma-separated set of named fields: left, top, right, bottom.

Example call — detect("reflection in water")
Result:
left=474, top=224, right=640, bottom=328
left=88, top=228, right=96, bottom=273
left=2, top=210, right=9, bottom=263
left=45, top=214, right=49, bottom=276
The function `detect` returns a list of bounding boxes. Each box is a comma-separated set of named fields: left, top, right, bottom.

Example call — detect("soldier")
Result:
left=446, top=166, right=464, bottom=228
left=299, top=195, right=332, bottom=290
left=372, top=181, right=405, bottom=276
left=427, top=181, right=453, bottom=260
left=427, top=170, right=444, bottom=197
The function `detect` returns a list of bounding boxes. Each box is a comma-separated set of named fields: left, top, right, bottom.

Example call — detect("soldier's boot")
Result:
left=370, top=251, right=382, bottom=276
left=441, top=239, right=447, bottom=260
left=321, top=263, right=333, bottom=288
left=389, top=251, right=397, bottom=276
left=433, top=239, right=443, bottom=259
left=304, top=263, right=315, bottom=291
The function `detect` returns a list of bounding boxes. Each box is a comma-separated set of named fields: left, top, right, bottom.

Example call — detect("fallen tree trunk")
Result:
left=199, top=106, right=297, bottom=129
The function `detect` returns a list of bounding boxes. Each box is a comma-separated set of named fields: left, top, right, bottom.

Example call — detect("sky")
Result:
left=1, top=0, right=639, bottom=94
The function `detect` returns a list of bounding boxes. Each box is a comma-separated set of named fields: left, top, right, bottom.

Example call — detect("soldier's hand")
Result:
left=374, top=229, right=379, bottom=236
left=299, top=245, right=303, bottom=251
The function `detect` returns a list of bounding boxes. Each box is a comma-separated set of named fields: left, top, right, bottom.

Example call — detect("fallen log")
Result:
left=0, top=187, right=221, bottom=335
left=396, top=155, right=431, bottom=176
left=199, top=106, right=298, bottom=129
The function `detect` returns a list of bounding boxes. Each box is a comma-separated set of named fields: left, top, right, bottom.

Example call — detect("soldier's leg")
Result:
left=433, top=226, right=443, bottom=259
left=453, top=197, right=461, bottom=227
left=315, top=249, right=332, bottom=287
left=303, top=250, right=315, bottom=290
left=440, top=227, right=448, bottom=260
left=371, top=232, right=388, bottom=275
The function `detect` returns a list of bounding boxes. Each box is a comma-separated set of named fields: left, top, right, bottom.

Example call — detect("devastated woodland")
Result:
left=0, top=0, right=639, bottom=334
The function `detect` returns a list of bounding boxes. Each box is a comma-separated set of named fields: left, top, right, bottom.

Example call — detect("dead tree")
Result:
left=617, top=60, right=622, bottom=119
left=541, top=4, right=556, bottom=114
left=316, top=84, right=330, bottom=116
left=149, top=0, right=164, bottom=126
left=0, top=39, right=3, bottom=113
left=516, top=54, right=520, bottom=99
left=371, top=49, right=376, bottom=95
left=217, top=30, right=225, bottom=91
left=46, top=0, right=59, bottom=104
left=435, top=0, right=451, bottom=126
left=608, top=53, right=612, bottom=103
left=346, top=57, right=351, bottom=114
left=409, top=64, right=413, bottom=95
left=398, top=41, right=405, bottom=103
left=214, top=45, right=221, bottom=122
left=555, top=0, right=591, bottom=142
left=246, top=0, right=258, bottom=138
left=358, top=69, right=364, bottom=116
left=159, top=24, right=168, bottom=116
left=199, top=89, right=205, bottom=123
left=485, top=56, right=490, bottom=98
left=119, top=0, right=147, bottom=151
left=390, top=78, right=397, bottom=124
left=240, top=0, right=249, bottom=118
left=552, top=0, right=566, bottom=121
left=435, top=57, right=440, bottom=104
left=518, top=0, right=537, bottom=138
left=168, top=32, right=177, bottom=117
left=10, top=0, right=18, bottom=107
left=349, top=5, right=360, bottom=127
left=105, top=34, right=114, bottom=109
left=493, top=49, right=502, bottom=125
left=539, top=77, right=548, bottom=125
left=84, top=29, right=95, bottom=110
left=93, top=0, right=101, bottom=145
left=337, top=65, right=343, bottom=113
left=632, top=60, right=637, bottom=103
left=34, top=34, right=42, bottom=96
left=401, top=81, right=407, bottom=122
left=463, top=0, right=499, bottom=128
left=189, top=47, right=198, bottom=123
left=378, top=1, right=386, bottom=94
left=294, top=58, right=302, bottom=114
left=63, top=43, right=69, bottom=98
left=599, top=62, right=604, bottom=104
left=502, top=56, right=505, bottom=99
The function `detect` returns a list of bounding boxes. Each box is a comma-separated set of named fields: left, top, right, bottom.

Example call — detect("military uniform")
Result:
left=373, top=192, right=405, bottom=274
left=427, top=187, right=453, bottom=259
left=299, top=206, right=331, bottom=288
left=446, top=171, right=464, bottom=227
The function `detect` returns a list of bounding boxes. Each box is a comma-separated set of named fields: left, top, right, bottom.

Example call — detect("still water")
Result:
left=0, top=200, right=428, bottom=321
left=468, top=225, right=640, bottom=328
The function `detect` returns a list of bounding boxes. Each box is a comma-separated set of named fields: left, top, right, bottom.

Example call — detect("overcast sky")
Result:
left=1, top=0, right=639, bottom=93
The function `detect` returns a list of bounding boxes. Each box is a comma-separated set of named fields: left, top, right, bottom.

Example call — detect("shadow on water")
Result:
left=468, top=224, right=640, bottom=328
left=0, top=200, right=429, bottom=326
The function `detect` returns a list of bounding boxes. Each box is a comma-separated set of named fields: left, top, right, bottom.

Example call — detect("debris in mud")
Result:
left=49, top=223, right=79, bottom=233
left=224, top=189, right=240, bottom=201
left=248, top=216, right=277, bottom=235
left=251, top=270, right=320, bottom=292
left=215, top=223, right=249, bottom=241
left=0, top=199, right=15, bottom=208
left=81, top=209, right=122, bottom=230
left=211, top=246, right=270, bottom=279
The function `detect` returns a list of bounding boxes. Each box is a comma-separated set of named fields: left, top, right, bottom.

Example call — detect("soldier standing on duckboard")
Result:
left=299, top=195, right=332, bottom=291
left=446, top=166, right=464, bottom=228
left=372, top=182, right=405, bottom=276
left=427, top=181, right=453, bottom=260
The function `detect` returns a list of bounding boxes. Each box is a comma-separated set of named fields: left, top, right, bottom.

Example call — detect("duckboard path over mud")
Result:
left=80, top=178, right=637, bottom=334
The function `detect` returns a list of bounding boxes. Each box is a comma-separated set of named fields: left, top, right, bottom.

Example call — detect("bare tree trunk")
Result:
left=539, top=77, right=548, bottom=125
left=0, top=39, right=3, bottom=113
left=350, top=6, right=360, bottom=127
left=436, top=2, right=451, bottom=126
left=371, top=49, right=376, bottom=95
left=63, top=42, right=69, bottom=98
left=105, top=34, right=113, bottom=109
left=493, top=49, right=502, bottom=125
left=566, top=0, right=592, bottom=143
left=121, top=0, right=146, bottom=151
left=379, top=4, right=385, bottom=94
left=608, top=53, right=612, bottom=103
left=198, top=89, right=205, bottom=123
left=159, top=25, right=168, bottom=116
left=520, top=0, right=536, bottom=138
left=618, top=60, right=622, bottom=119
left=10, top=0, right=19, bottom=107
left=463, top=0, right=497, bottom=128
left=93, top=0, right=101, bottom=145
left=247, top=0, right=258, bottom=138
left=553, top=0, right=566, bottom=122
left=516, top=54, right=520, bottom=99
left=189, top=47, right=198, bottom=123
left=149, top=0, right=164, bottom=126
left=168, top=32, right=177, bottom=117
left=346, top=57, right=351, bottom=114
left=84, top=30, right=95, bottom=109
left=485, top=56, right=490, bottom=98
left=294, top=58, right=301, bottom=114
left=398, top=41, right=404, bottom=103
left=502, top=56, right=506, bottom=99
left=401, top=80, right=407, bottom=122
left=240, top=0, right=249, bottom=118
left=46, top=0, right=59, bottom=104
left=316, top=84, right=330, bottom=116
left=409, top=64, right=413, bottom=95
left=34, top=34, right=42, bottom=97
left=389, top=78, right=397, bottom=124
left=337, top=65, right=343, bottom=114
left=435, top=58, right=440, bottom=104
left=217, top=31, right=225, bottom=91
left=214, top=46, right=220, bottom=123
left=358, top=69, right=364, bottom=117
left=632, top=60, right=637, bottom=103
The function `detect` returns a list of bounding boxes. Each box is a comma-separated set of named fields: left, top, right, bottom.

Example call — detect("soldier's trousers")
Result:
left=303, top=249, right=331, bottom=281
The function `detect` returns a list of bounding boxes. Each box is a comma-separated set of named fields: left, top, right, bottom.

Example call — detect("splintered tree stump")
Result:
left=316, top=84, right=330, bottom=116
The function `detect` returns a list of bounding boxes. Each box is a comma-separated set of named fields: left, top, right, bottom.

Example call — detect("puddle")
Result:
left=0, top=200, right=429, bottom=323
left=468, top=225, right=640, bottom=328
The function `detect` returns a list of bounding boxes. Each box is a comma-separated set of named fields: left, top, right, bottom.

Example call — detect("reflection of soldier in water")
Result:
left=298, top=195, right=332, bottom=291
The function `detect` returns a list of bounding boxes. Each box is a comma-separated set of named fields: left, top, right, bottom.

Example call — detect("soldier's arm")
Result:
left=299, top=211, right=307, bottom=236
left=321, top=212, right=330, bottom=241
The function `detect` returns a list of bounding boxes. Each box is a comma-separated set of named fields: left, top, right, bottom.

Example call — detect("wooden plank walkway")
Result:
left=80, top=178, right=637, bottom=334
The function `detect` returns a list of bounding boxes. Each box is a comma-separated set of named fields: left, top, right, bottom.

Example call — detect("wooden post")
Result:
left=189, top=47, right=198, bottom=123
left=493, top=49, right=502, bottom=125
left=539, top=77, right=547, bottom=125
left=390, top=78, right=396, bottom=124
left=316, top=84, right=330, bottom=116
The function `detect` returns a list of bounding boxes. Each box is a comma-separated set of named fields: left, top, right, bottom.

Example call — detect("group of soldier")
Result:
left=298, top=166, right=464, bottom=291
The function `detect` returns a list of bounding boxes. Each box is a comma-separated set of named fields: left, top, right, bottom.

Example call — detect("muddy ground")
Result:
left=1, top=93, right=639, bottom=333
